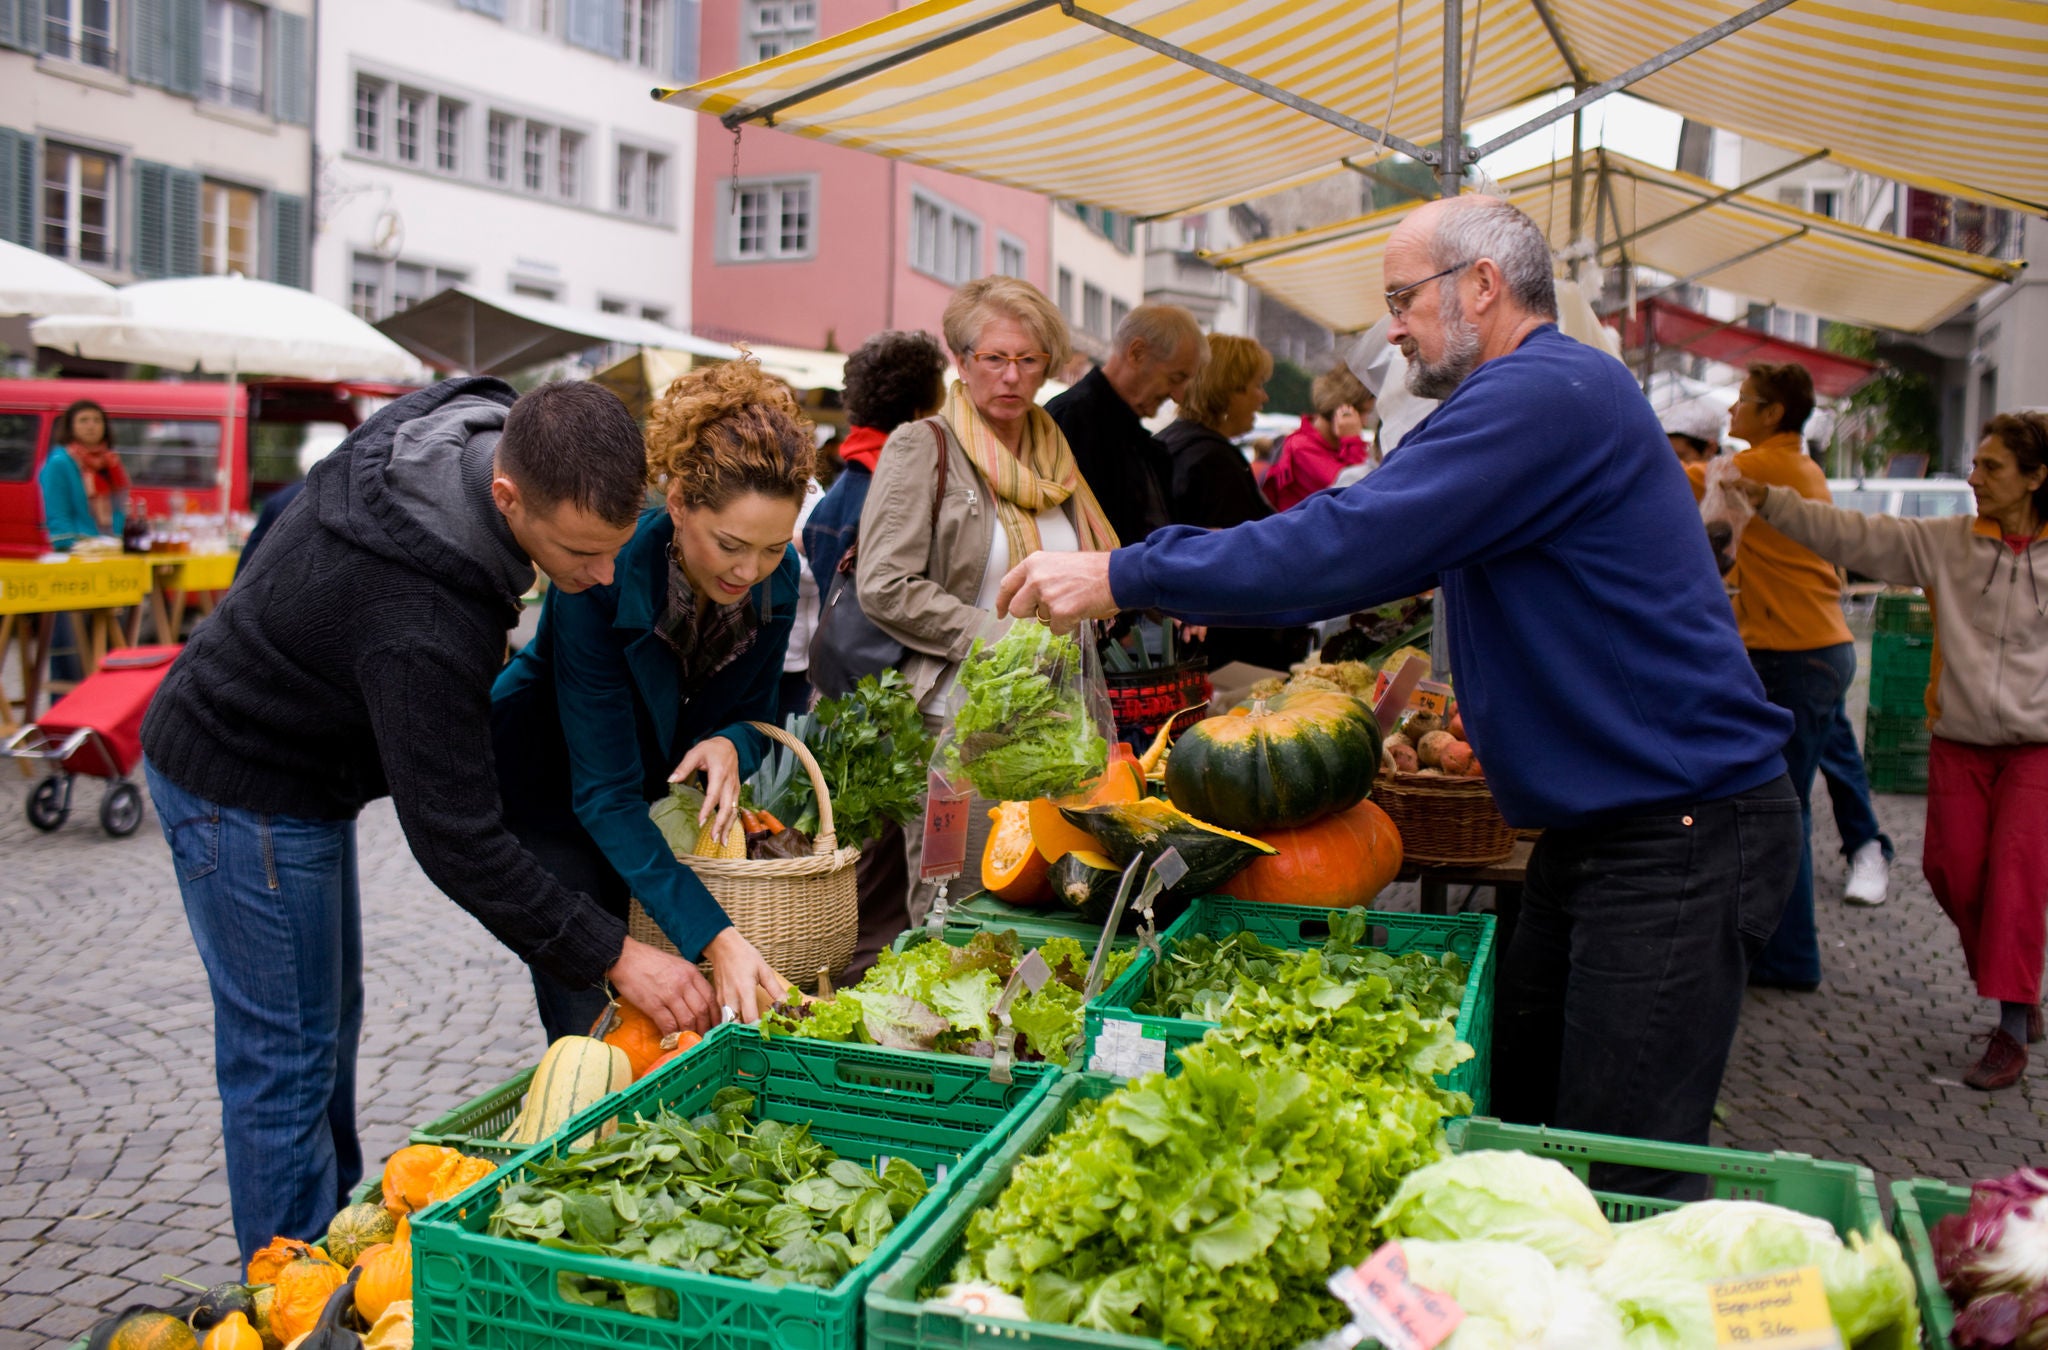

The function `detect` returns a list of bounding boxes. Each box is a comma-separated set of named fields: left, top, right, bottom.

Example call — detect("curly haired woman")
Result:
left=492, top=361, right=811, bottom=1040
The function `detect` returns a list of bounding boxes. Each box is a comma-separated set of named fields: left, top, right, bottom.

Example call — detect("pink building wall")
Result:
left=689, top=0, right=1051, bottom=351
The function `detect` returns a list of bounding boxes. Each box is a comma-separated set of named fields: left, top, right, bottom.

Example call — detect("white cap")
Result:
left=1659, top=398, right=1725, bottom=446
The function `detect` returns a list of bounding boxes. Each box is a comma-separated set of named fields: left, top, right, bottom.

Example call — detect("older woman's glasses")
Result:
left=1384, top=259, right=1474, bottom=319
left=965, top=349, right=1052, bottom=375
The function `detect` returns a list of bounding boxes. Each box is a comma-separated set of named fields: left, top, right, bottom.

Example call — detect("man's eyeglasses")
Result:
left=1384, top=259, right=1475, bottom=319
left=965, top=349, right=1052, bottom=376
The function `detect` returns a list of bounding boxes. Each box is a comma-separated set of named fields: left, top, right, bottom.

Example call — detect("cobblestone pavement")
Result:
left=3, top=650, right=2043, bottom=1345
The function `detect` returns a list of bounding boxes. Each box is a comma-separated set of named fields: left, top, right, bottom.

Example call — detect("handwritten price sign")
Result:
left=1329, top=1242, right=1463, bottom=1350
left=920, top=770, right=973, bottom=882
left=1709, top=1267, right=1840, bottom=1349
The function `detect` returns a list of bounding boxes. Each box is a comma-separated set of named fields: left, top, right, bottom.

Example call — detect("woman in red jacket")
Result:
left=1264, top=364, right=1373, bottom=510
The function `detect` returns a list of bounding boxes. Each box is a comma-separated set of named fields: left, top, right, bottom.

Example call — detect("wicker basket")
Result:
left=1376, top=771, right=1516, bottom=867
left=628, top=721, right=861, bottom=984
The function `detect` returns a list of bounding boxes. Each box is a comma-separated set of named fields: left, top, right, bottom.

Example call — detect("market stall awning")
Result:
left=1204, top=152, right=2021, bottom=334
left=375, top=286, right=738, bottom=375
left=661, top=0, right=2048, bottom=220
left=1606, top=297, right=1877, bottom=397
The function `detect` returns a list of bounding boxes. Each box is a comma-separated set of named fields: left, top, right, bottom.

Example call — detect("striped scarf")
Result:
left=943, top=381, right=1120, bottom=562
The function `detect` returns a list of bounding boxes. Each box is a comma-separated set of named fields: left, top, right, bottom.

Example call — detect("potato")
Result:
left=1398, top=710, right=1443, bottom=741
left=1386, top=739, right=1420, bottom=773
left=1439, top=740, right=1475, bottom=776
left=1416, top=729, right=1458, bottom=769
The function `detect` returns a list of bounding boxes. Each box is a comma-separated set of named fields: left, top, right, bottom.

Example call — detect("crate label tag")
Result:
left=1329, top=1242, right=1462, bottom=1350
left=1709, top=1266, right=1839, bottom=1349
left=1086, top=1017, right=1166, bottom=1078
left=919, top=770, right=972, bottom=881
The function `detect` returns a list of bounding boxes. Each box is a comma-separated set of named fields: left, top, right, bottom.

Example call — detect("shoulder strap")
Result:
left=832, top=418, right=952, bottom=576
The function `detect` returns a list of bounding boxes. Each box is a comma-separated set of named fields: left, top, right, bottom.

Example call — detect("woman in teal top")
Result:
left=491, top=361, right=816, bottom=1041
left=39, top=399, right=125, bottom=549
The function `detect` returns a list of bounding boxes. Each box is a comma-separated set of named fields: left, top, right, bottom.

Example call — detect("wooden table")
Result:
left=1400, top=837, right=1534, bottom=953
left=0, top=555, right=153, bottom=735
left=127, top=551, right=238, bottom=645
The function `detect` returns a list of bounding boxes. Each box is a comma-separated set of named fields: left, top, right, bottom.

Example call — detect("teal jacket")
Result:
left=490, top=507, right=798, bottom=959
left=39, top=445, right=122, bottom=549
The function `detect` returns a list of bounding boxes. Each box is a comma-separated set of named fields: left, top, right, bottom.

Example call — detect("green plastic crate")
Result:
left=1876, top=591, right=1934, bottom=636
left=409, top=1068, right=536, bottom=1157
left=1867, top=709, right=1934, bottom=756
left=1892, top=1176, right=1968, bottom=1349
left=1869, top=632, right=1936, bottom=712
left=1867, top=754, right=1931, bottom=795
left=407, top=1023, right=1059, bottom=1350
left=865, top=1087, right=1888, bottom=1350
left=892, top=890, right=1143, bottom=955
left=1081, top=897, right=1495, bottom=1113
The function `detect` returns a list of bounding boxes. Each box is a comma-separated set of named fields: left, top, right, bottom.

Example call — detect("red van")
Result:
left=0, top=378, right=414, bottom=557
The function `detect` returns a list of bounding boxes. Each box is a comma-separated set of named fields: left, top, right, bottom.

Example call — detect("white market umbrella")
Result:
left=33, top=275, right=429, bottom=513
left=0, top=238, right=122, bottom=317
left=32, top=274, right=429, bottom=381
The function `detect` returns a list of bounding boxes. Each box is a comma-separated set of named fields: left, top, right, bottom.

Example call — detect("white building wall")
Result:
left=1048, top=204, right=1144, bottom=363
left=1964, top=213, right=2048, bottom=428
left=316, top=0, right=695, bottom=335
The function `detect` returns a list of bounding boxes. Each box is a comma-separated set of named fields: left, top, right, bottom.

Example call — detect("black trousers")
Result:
left=517, top=824, right=631, bottom=1046
left=1491, top=773, right=1801, bottom=1198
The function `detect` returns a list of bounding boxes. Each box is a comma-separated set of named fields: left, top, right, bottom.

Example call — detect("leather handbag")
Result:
left=808, top=418, right=949, bottom=699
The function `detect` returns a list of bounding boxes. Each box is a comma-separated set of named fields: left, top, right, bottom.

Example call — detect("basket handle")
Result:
left=744, top=720, right=839, bottom=855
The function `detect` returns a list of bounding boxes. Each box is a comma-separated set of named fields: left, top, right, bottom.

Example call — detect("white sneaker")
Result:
left=1844, top=840, right=1890, bottom=906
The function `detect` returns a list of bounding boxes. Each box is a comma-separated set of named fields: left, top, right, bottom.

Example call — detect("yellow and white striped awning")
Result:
left=1203, top=151, right=2021, bottom=334
left=663, top=0, right=2048, bottom=219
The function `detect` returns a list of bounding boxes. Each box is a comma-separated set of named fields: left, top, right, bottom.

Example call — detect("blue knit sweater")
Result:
left=1109, top=325, right=1791, bottom=827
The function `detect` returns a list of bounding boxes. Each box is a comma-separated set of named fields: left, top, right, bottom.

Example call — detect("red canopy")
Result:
left=1604, top=298, right=1879, bottom=398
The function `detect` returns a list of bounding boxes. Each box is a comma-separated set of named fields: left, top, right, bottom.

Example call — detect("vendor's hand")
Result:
left=606, top=936, right=717, bottom=1036
left=996, top=551, right=1117, bottom=633
left=1733, top=476, right=1768, bottom=510
left=671, top=735, right=741, bottom=845
left=702, top=927, right=790, bottom=1024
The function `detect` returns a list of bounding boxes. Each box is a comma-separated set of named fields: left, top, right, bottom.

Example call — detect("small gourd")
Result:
left=280, top=1270, right=362, bottom=1350
left=94, top=1309, right=197, bottom=1350
left=351, top=1219, right=413, bottom=1325
left=323, top=1203, right=396, bottom=1269
left=261, top=1244, right=345, bottom=1346
left=379, top=1144, right=495, bottom=1216
left=200, top=1313, right=264, bottom=1350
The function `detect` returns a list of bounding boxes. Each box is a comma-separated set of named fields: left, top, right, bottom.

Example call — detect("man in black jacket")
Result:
left=1045, top=303, right=1204, bottom=544
left=141, top=377, right=709, bottom=1263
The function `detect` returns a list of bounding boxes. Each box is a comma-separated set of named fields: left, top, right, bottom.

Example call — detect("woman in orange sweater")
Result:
left=1712, top=362, right=1855, bottom=990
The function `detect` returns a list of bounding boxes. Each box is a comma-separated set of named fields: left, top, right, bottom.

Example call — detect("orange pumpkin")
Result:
left=1220, top=797, right=1404, bottom=908
left=645, top=1030, right=703, bottom=1076
left=263, top=1244, right=346, bottom=1345
left=982, top=753, right=1144, bottom=907
left=598, top=999, right=668, bottom=1079
left=199, top=1312, right=262, bottom=1350
left=352, top=1218, right=413, bottom=1325
left=381, top=1144, right=495, bottom=1216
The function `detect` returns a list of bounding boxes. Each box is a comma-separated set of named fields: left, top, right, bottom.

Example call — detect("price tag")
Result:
left=920, top=770, right=973, bottom=882
left=1409, top=679, right=1453, bottom=717
left=1328, top=1243, right=1462, bottom=1350
left=1708, top=1266, right=1840, bottom=1349
left=1371, top=656, right=1429, bottom=735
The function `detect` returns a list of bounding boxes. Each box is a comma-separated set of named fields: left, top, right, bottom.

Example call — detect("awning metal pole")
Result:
left=1440, top=0, right=1464, bottom=198
left=1601, top=150, right=1831, bottom=254
left=718, top=0, right=1059, bottom=128
left=1473, top=0, right=1800, bottom=159
left=1569, top=104, right=1585, bottom=236
left=1057, top=2, right=1439, bottom=164
left=1525, top=0, right=1589, bottom=83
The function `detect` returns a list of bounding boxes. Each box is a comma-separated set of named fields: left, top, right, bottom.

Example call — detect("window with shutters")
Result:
left=910, top=190, right=980, bottom=284
left=355, top=78, right=384, bottom=154
left=998, top=235, right=1026, bottom=279
left=395, top=90, right=424, bottom=165
left=1057, top=267, right=1073, bottom=318
left=1082, top=283, right=1105, bottom=338
left=522, top=124, right=548, bottom=192
left=556, top=131, right=581, bottom=201
left=352, top=254, right=466, bottom=321
left=43, top=0, right=117, bottom=69
left=643, top=152, right=665, bottom=221
left=201, top=180, right=259, bottom=276
left=616, top=146, right=637, bottom=212
left=41, top=143, right=115, bottom=268
left=1109, top=298, right=1130, bottom=334
left=436, top=100, right=464, bottom=173
left=720, top=175, right=812, bottom=261
left=392, top=262, right=428, bottom=312
left=487, top=114, right=512, bottom=184
left=203, top=0, right=266, bottom=112
left=621, top=0, right=662, bottom=69
left=743, top=0, right=813, bottom=62
left=350, top=253, right=383, bottom=320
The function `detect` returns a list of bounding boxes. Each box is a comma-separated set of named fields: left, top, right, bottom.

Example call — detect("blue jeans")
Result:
left=1819, top=703, right=1894, bottom=860
left=145, top=762, right=364, bottom=1265
left=1746, top=643, right=1858, bottom=987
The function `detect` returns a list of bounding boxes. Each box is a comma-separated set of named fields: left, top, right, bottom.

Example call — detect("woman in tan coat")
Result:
left=855, top=276, right=1118, bottom=917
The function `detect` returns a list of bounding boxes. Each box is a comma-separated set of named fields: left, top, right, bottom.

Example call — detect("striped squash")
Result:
left=503, top=1036, right=631, bottom=1146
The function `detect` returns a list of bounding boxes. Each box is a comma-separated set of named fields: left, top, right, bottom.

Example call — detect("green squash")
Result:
left=1058, top=798, right=1278, bottom=899
left=324, top=1202, right=397, bottom=1269
left=1048, top=850, right=1128, bottom=921
left=1165, top=689, right=1382, bottom=831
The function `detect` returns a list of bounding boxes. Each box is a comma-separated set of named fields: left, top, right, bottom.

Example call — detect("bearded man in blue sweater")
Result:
left=1000, top=196, right=1800, bottom=1192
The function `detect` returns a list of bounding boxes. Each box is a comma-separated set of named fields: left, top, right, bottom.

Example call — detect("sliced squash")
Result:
left=1048, top=850, right=1128, bottom=921
left=1059, top=798, right=1278, bottom=899
left=982, top=801, right=1054, bottom=905
left=502, top=1035, right=632, bottom=1147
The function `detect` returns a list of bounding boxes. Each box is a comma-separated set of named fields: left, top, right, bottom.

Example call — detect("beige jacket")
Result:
left=1758, top=485, right=2048, bottom=745
left=855, top=416, right=1087, bottom=712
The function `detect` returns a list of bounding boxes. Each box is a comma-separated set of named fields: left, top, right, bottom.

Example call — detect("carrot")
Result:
left=755, top=810, right=787, bottom=834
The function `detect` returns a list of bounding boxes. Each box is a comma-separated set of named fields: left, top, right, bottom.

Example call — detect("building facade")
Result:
left=1049, top=201, right=1143, bottom=367
left=689, top=0, right=1050, bottom=353
left=1, top=0, right=315, bottom=290
left=318, top=0, right=697, bottom=330
left=1142, top=204, right=1256, bottom=338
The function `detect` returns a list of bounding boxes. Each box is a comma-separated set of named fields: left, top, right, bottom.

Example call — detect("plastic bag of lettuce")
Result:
left=761, top=930, right=1132, bottom=1067
left=940, top=619, right=1114, bottom=802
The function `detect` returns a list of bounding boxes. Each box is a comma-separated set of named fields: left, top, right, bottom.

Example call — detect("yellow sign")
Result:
left=163, top=552, right=239, bottom=593
left=0, top=557, right=153, bottom=616
left=1710, top=1266, right=1841, bottom=1349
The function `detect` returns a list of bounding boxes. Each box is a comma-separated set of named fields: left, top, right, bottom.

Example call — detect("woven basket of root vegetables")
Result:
left=1377, top=704, right=1515, bottom=868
